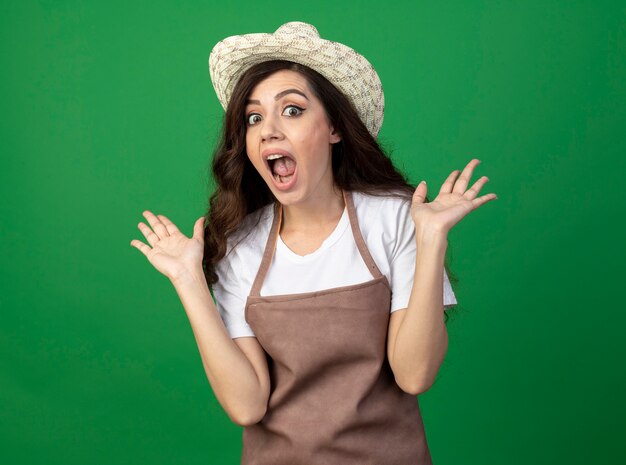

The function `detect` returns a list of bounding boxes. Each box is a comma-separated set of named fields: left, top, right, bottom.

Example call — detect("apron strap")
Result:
left=343, top=190, right=385, bottom=281
left=249, top=190, right=384, bottom=297
left=249, top=200, right=281, bottom=297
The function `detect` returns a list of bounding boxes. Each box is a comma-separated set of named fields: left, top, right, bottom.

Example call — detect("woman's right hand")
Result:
left=130, top=210, right=206, bottom=282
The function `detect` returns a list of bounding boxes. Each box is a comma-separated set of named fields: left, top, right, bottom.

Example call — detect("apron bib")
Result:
left=241, top=190, right=433, bottom=465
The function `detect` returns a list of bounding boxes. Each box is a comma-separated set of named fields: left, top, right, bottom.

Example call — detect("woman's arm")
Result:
left=389, top=159, right=496, bottom=394
left=388, top=230, right=448, bottom=395
left=171, top=267, right=270, bottom=426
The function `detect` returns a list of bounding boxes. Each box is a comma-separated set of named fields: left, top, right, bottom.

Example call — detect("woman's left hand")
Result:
left=410, top=158, right=497, bottom=238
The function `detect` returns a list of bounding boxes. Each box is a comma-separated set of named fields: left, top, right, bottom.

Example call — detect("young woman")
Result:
left=130, top=21, right=497, bottom=465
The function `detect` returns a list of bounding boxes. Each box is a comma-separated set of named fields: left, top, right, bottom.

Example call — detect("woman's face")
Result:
left=244, top=69, right=341, bottom=205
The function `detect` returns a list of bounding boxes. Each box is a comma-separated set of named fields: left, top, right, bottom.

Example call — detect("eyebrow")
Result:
left=246, top=89, right=310, bottom=105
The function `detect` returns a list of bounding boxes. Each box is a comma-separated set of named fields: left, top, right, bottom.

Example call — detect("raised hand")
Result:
left=130, top=211, right=206, bottom=282
left=410, top=158, right=497, bottom=237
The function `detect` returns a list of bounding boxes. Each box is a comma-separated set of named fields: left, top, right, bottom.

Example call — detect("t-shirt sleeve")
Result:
left=212, top=248, right=256, bottom=339
left=389, top=200, right=458, bottom=312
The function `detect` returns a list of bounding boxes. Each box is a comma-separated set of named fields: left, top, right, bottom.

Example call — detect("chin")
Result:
left=272, top=187, right=306, bottom=205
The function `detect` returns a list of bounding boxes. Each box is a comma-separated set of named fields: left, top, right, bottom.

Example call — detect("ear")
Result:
left=329, top=126, right=342, bottom=144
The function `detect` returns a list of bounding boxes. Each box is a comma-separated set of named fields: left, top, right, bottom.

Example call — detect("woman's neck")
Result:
left=280, top=185, right=345, bottom=233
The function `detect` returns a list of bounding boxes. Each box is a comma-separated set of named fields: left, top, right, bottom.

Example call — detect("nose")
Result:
left=260, top=113, right=284, bottom=142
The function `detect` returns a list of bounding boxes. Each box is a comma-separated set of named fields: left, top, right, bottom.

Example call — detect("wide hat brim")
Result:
left=208, top=21, right=384, bottom=138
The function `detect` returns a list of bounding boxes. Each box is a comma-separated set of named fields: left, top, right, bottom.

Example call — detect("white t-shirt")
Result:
left=212, top=191, right=458, bottom=339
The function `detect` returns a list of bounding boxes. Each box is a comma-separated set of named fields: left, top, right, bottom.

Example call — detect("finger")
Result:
left=143, top=210, right=170, bottom=238
left=452, top=159, right=481, bottom=195
left=130, top=239, right=152, bottom=257
left=470, top=193, right=498, bottom=210
left=138, top=221, right=160, bottom=247
left=439, top=170, right=461, bottom=194
left=157, top=214, right=181, bottom=235
left=193, top=216, right=206, bottom=240
left=412, top=181, right=427, bottom=204
left=463, top=175, right=489, bottom=201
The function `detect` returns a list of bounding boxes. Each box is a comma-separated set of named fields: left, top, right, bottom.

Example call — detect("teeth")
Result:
left=266, top=154, right=286, bottom=160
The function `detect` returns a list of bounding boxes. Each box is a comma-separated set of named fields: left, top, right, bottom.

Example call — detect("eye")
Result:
left=282, top=105, right=304, bottom=117
left=245, top=105, right=305, bottom=126
left=246, top=113, right=262, bottom=126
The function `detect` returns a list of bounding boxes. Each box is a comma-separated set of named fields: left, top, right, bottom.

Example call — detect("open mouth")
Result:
left=267, top=154, right=297, bottom=184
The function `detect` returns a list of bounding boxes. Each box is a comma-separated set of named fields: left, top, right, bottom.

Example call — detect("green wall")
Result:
left=2, top=1, right=624, bottom=463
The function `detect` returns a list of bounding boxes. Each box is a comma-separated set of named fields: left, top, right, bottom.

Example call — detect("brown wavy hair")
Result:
left=202, top=59, right=459, bottom=322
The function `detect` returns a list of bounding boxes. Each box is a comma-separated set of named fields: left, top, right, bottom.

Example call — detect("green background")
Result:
left=2, top=0, right=624, bottom=463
